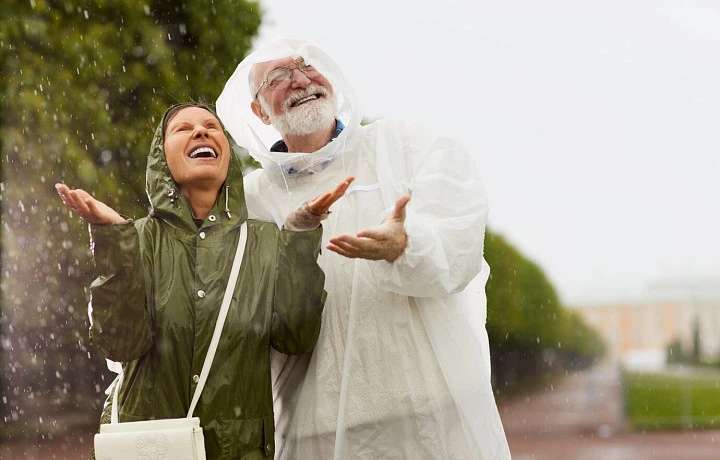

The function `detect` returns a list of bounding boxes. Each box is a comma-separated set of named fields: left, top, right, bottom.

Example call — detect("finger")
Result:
left=326, top=243, right=357, bottom=258
left=328, top=242, right=384, bottom=261
left=75, top=198, right=94, bottom=220
left=392, top=194, right=411, bottom=220
left=55, top=184, right=70, bottom=205
left=55, top=183, right=70, bottom=197
left=356, top=228, right=386, bottom=241
left=327, top=238, right=362, bottom=254
left=316, top=176, right=355, bottom=210
left=61, top=189, right=85, bottom=213
left=309, top=177, right=356, bottom=214
left=60, top=189, right=94, bottom=218
left=55, top=184, right=74, bottom=204
left=329, top=176, right=355, bottom=200
left=329, top=235, right=384, bottom=258
left=327, top=239, right=374, bottom=259
left=308, top=193, right=333, bottom=214
left=328, top=233, right=369, bottom=248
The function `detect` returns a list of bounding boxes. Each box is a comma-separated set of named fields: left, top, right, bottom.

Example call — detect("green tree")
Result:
left=484, top=230, right=604, bottom=391
left=1, top=0, right=261, bottom=441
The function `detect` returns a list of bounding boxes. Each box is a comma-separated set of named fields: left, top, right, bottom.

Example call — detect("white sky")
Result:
left=252, top=0, right=720, bottom=305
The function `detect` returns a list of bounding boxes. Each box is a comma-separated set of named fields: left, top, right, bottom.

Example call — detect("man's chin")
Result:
left=275, top=106, right=336, bottom=137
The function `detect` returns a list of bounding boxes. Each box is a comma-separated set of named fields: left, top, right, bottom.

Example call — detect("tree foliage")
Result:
left=484, top=230, right=605, bottom=390
left=0, top=0, right=261, bottom=440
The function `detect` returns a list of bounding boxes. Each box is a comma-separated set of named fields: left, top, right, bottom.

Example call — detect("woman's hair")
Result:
left=161, top=102, right=223, bottom=136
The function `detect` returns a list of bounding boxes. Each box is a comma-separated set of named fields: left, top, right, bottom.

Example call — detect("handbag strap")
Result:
left=110, top=222, right=248, bottom=423
left=187, top=222, right=248, bottom=417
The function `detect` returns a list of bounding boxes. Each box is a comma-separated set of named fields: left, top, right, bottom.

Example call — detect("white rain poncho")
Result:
left=217, top=38, right=510, bottom=460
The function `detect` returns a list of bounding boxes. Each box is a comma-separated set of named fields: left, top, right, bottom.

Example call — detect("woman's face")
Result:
left=163, top=106, right=231, bottom=194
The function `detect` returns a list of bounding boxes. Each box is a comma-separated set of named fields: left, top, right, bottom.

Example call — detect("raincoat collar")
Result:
left=270, top=119, right=346, bottom=175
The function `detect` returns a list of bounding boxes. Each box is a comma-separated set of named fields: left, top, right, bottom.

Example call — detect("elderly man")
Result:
left=217, top=38, right=510, bottom=460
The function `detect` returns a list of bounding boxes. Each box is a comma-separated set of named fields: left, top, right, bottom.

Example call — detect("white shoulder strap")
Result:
left=187, top=222, right=248, bottom=417
left=110, top=222, right=248, bottom=423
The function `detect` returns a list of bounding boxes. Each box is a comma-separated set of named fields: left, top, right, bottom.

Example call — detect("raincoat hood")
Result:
left=145, top=105, right=248, bottom=231
left=216, top=38, right=363, bottom=182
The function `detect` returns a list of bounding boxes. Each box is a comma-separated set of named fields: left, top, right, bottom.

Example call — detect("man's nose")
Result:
left=289, top=68, right=311, bottom=89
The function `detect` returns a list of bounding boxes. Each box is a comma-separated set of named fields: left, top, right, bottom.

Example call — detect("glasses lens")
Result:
left=267, top=68, right=291, bottom=88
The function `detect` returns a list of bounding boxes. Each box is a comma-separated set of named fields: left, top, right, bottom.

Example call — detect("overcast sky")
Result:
left=250, top=0, right=720, bottom=305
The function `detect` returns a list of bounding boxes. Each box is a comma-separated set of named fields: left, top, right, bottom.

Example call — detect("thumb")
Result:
left=392, top=194, right=411, bottom=221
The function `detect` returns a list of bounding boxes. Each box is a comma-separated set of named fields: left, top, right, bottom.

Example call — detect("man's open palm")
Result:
left=327, top=194, right=410, bottom=262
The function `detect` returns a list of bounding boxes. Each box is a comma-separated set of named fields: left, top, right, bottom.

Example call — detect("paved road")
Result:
left=499, top=360, right=720, bottom=459
left=0, top=432, right=94, bottom=459
left=4, top=361, right=720, bottom=459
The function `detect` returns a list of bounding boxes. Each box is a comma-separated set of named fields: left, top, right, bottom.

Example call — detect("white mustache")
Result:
left=284, top=85, right=330, bottom=111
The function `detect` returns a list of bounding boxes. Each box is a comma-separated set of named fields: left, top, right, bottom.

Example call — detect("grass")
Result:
left=624, top=370, right=720, bottom=431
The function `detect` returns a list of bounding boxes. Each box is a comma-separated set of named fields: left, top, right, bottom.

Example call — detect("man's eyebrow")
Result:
left=270, top=58, right=303, bottom=72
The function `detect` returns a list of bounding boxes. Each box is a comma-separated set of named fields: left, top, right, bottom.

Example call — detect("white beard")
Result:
left=261, top=85, right=337, bottom=137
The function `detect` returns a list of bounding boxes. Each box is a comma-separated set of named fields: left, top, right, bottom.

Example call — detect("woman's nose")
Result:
left=192, top=125, right=209, bottom=137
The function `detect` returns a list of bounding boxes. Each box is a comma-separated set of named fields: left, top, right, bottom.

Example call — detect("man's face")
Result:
left=163, top=106, right=231, bottom=193
left=250, top=57, right=337, bottom=136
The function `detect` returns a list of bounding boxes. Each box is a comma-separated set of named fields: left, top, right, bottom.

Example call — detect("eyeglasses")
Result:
left=254, top=59, right=320, bottom=99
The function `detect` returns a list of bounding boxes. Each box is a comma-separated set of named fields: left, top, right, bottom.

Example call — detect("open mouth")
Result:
left=291, top=93, right=322, bottom=108
left=189, top=147, right=217, bottom=159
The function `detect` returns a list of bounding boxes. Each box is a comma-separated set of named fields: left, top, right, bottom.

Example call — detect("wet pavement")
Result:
left=499, top=360, right=720, bottom=459
left=3, top=361, right=720, bottom=459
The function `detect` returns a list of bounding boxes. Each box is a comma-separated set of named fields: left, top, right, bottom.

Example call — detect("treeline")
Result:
left=0, top=0, right=262, bottom=441
left=1, top=0, right=603, bottom=441
left=485, top=232, right=604, bottom=395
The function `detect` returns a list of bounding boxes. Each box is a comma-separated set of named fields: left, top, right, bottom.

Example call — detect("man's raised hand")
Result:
left=327, top=194, right=410, bottom=262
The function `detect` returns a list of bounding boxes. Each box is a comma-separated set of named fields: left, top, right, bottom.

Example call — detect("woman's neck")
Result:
left=181, top=186, right=220, bottom=220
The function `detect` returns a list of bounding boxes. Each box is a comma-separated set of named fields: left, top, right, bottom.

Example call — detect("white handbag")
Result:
left=94, top=223, right=248, bottom=460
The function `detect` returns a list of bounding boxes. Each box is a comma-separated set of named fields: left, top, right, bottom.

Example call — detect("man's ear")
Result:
left=251, top=100, right=272, bottom=125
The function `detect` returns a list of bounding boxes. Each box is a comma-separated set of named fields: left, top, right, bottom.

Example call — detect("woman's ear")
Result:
left=250, top=100, right=271, bottom=125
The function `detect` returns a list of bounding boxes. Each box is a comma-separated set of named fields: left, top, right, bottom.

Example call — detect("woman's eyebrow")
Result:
left=168, top=117, right=221, bottom=131
left=168, top=120, right=192, bottom=130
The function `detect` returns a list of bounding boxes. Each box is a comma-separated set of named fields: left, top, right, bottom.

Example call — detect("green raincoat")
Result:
left=89, top=118, right=326, bottom=459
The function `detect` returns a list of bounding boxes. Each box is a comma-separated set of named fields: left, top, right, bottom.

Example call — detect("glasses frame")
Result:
left=254, top=59, right=317, bottom=99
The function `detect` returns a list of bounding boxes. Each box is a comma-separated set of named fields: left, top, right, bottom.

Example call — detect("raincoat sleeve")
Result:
left=88, top=221, right=152, bottom=362
left=373, top=119, right=489, bottom=298
left=270, top=226, right=326, bottom=355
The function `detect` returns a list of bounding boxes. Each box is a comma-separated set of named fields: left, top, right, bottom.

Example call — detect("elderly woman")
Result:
left=56, top=103, right=352, bottom=459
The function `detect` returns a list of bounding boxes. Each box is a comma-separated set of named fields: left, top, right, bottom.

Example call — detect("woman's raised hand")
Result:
left=55, top=183, right=127, bottom=225
left=284, top=176, right=355, bottom=231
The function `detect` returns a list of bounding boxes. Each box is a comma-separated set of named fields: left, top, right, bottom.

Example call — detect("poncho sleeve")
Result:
left=88, top=221, right=153, bottom=362
left=270, top=226, right=326, bottom=354
left=372, top=119, right=489, bottom=298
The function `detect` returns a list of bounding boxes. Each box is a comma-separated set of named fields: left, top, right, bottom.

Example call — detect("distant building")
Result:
left=571, top=280, right=720, bottom=365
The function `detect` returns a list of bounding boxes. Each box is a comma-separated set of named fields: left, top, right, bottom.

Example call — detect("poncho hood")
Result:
left=216, top=38, right=363, bottom=182
left=145, top=105, right=248, bottom=232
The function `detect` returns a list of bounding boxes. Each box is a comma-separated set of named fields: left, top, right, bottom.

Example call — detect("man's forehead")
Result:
left=257, top=56, right=301, bottom=73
